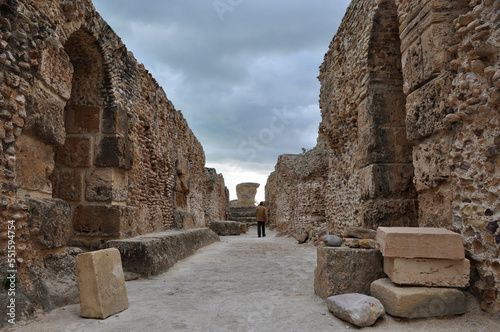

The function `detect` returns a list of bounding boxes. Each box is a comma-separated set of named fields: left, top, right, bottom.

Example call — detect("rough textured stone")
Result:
left=73, top=205, right=133, bottom=238
left=94, top=136, right=133, bottom=171
left=209, top=220, right=242, bottom=236
left=384, top=257, right=470, bottom=287
left=314, top=247, right=386, bottom=300
left=26, top=198, right=71, bottom=249
left=376, top=227, right=465, bottom=260
left=236, top=182, right=260, bottom=207
left=322, top=235, right=342, bottom=247
left=106, top=229, right=219, bottom=277
left=326, top=293, right=385, bottom=327
left=344, top=227, right=377, bottom=240
left=371, top=278, right=466, bottom=318
left=75, top=248, right=129, bottom=319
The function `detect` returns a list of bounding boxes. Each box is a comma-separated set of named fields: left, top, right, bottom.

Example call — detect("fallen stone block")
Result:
left=326, top=293, right=385, bottom=327
left=240, top=222, right=247, bottom=234
left=371, top=278, right=465, bottom=318
left=359, top=239, right=377, bottom=249
left=322, top=235, right=342, bottom=247
left=345, top=227, right=377, bottom=239
left=314, top=247, right=386, bottom=300
left=75, top=248, right=128, bottom=319
left=106, top=228, right=219, bottom=277
left=384, top=257, right=470, bottom=287
left=344, top=238, right=360, bottom=248
left=209, top=220, right=242, bottom=236
left=376, top=227, right=465, bottom=260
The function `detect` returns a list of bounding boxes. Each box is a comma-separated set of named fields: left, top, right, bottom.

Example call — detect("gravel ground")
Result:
left=11, top=228, right=500, bottom=332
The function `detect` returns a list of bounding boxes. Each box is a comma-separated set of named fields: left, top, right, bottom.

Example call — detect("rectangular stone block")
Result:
left=358, top=86, right=406, bottom=133
left=102, top=105, right=128, bottom=136
left=75, top=248, right=128, bottom=319
left=376, top=227, right=465, bottom=260
left=360, top=164, right=416, bottom=200
left=15, top=135, right=54, bottom=194
left=358, top=127, right=412, bottom=168
left=39, top=41, right=73, bottom=101
left=26, top=198, right=71, bottom=249
left=94, top=136, right=133, bottom=171
left=371, top=278, right=465, bottom=318
left=361, top=199, right=418, bottom=229
left=53, top=169, right=83, bottom=202
left=384, top=257, right=470, bottom=287
left=55, top=136, right=92, bottom=168
left=73, top=205, right=132, bottom=237
left=314, top=247, right=386, bottom=300
left=65, top=105, right=101, bottom=134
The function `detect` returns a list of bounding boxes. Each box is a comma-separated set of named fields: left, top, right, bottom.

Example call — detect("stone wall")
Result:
left=266, top=0, right=500, bottom=314
left=0, top=0, right=228, bottom=323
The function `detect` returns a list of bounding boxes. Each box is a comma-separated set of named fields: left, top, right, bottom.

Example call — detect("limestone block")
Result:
left=384, top=257, right=470, bottom=287
left=344, top=227, right=377, bottom=240
left=54, top=169, right=83, bottom=202
left=55, top=136, right=92, bottom=168
left=26, top=198, right=71, bottom=249
left=376, top=227, right=465, bottom=260
left=360, top=164, right=416, bottom=200
left=361, top=199, right=418, bottom=229
left=73, top=205, right=133, bottom=237
left=65, top=105, right=101, bottom=134
left=209, top=220, right=242, bottom=236
left=326, top=293, right=385, bottom=327
left=358, top=87, right=406, bottom=133
left=102, top=105, right=128, bottom=136
left=15, top=135, right=54, bottom=194
left=371, top=278, right=465, bottom=318
left=95, top=136, right=133, bottom=171
left=75, top=248, right=129, bottom=319
left=358, top=126, right=412, bottom=167
left=416, top=188, right=453, bottom=228
left=314, top=247, right=386, bottom=300
left=39, top=42, right=73, bottom=100
left=85, top=168, right=128, bottom=203
left=236, top=182, right=260, bottom=207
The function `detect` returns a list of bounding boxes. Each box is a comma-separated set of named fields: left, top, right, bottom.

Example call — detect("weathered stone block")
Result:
left=102, top=105, right=128, bottom=136
left=209, top=220, right=242, bottom=236
left=39, top=41, right=73, bottom=101
left=384, top=257, right=470, bottom=287
left=358, top=127, right=412, bottom=167
left=360, top=164, right=416, bottom=200
left=55, top=136, right=91, bottom=168
left=314, top=247, right=386, bottom=300
left=361, top=199, right=418, bottom=229
left=75, top=248, right=128, bottom=319
left=15, top=135, right=54, bottom=194
left=406, top=74, right=453, bottom=141
left=56, top=169, right=83, bottom=202
left=358, top=86, right=406, bottom=132
left=371, top=278, right=465, bottom=318
left=417, top=187, right=453, bottom=228
left=344, top=227, right=377, bottom=239
left=376, top=227, right=465, bottom=260
left=25, top=85, right=67, bottom=145
left=26, top=198, right=71, bottom=249
left=95, top=136, right=133, bottom=171
left=326, top=293, right=385, bottom=327
left=85, top=168, right=113, bottom=203
left=65, top=105, right=101, bottom=134
left=236, top=182, right=259, bottom=207
left=73, top=205, right=132, bottom=237
left=106, top=229, right=219, bottom=277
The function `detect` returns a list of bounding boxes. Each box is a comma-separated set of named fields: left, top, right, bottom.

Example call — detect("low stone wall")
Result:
left=106, top=228, right=219, bottom=277
left=209, top=221, right=242, bottom=236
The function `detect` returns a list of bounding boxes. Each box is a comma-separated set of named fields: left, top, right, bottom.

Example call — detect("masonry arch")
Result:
left=52, top=27, right=132, bottom=245
left=358, top=0, right=418, bottom=229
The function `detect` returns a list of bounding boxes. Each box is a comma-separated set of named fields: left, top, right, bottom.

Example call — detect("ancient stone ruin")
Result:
left=0, top=0, right=228, bottom=322
left=266, top=0, right=500, bottom=314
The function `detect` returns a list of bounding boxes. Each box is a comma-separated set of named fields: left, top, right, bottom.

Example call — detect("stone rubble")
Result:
left=326, top=293, right=385, bottom=327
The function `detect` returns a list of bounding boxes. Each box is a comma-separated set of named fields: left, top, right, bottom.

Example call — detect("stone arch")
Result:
left=358, top=0, right=418, bottom=229
left=52, top=27, right=133, bottom=245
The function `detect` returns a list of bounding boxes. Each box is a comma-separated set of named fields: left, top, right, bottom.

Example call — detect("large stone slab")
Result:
left=236, top=182, right=259, bottom=207
left=384, top=257, right=470, bottom=287
left=376, top=227, right=465, bottom=260
left=326, top=293, right=385, bottom=327
left=210, top=220, right=242, bottom=236
left=371, top=278, right=465, bottom=318
left=75, top=248, right=128, bottom=319
left=26, top=198, right=71, bottom=249
left=314, top=247, right=386, bottom=300
left=106, top=228, right=219, bottom=277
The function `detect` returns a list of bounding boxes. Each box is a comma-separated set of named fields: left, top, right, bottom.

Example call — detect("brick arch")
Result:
left=52, top=27, right=133, bottom=245
left=358, top=0, right=418, bottom=229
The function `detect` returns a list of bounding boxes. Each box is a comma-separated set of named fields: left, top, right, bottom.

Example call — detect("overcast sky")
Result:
left=92, top=0, right=351, bottom=202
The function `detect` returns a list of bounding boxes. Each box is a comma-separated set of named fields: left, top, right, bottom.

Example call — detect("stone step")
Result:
left=384, top=257, right=470, bottom=287
left=230, top=210, right=256, bottom=218
left=105, top=228, right=219, bottom=277
left=371, top=278, right=466, bottom=318
left=210, top=220, right=242, bottom=236
left=376, top=227, right=465, bottom=260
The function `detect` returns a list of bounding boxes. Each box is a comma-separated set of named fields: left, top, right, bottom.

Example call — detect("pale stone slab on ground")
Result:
left=384, top=257, right=470, bottom=287
left=210, top=220, right=242, bottom=236
left=376, top=227, right=465, bottom=260
left=314, top=247, right=386, bottom=300
left=75, top=248, right=128, bottom=319
left=326, top=293, right=385, bottom=327
left=371, top=278, right=465, bottom=318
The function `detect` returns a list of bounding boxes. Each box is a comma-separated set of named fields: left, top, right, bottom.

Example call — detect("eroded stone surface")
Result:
left=326, top=293, right=385, bottom=327
left=210, top=220, right=242, bottom=236
left=236, top=183, right=260, bottom=207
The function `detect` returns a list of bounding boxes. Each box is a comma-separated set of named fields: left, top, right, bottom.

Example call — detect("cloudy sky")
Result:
left=92, top=0, right=351, bottom=202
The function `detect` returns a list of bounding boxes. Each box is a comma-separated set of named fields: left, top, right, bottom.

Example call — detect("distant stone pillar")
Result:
left=236, top=183, right=260, bottom=207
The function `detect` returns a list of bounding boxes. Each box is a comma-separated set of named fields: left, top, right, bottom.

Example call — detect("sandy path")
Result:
left=11, top=229, right=500, bottom=331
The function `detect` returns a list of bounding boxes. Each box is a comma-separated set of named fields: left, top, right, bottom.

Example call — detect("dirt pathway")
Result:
left=12, top=229, right=500, bottom=331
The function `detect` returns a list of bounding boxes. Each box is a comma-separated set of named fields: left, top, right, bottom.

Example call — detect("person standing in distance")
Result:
left=255, top=201, right=268, bottom=238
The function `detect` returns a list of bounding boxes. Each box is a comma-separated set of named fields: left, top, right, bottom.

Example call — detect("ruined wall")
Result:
left=0, top=0, right=228, bottom=323
left=267, top=0, right=500, bottom=314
